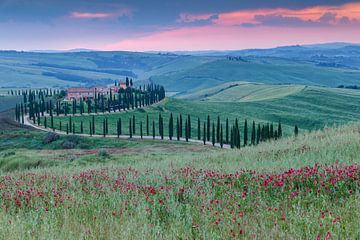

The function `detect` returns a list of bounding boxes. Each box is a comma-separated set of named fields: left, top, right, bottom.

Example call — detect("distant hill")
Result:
left=1, top=43, right=360, bottom=89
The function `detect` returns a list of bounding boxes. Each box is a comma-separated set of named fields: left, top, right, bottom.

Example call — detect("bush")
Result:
left=98, top=150, right=110, bottom=158
left=65, top=135, right=80, bottom=144
left=62, top=141, right=76, bottom=149
left=42, top=132, right=60, bottom=144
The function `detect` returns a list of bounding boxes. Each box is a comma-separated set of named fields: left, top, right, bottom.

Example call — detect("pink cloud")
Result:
left=105, top=24, right=360, bottom=51
left=70, top=8, right=132, bottom=19
left=104, top=2, right=360, bottom=51
left=214, top=3, right=360, bottom=26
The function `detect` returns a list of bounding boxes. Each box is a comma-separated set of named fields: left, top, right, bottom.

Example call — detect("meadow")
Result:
left=0, top=118, right=359, bottom=239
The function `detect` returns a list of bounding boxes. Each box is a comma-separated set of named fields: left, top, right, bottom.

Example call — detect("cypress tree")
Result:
left=251, top=121, right=256, bottom=145
left=66, top=123, right=69, bottom=135
left=105, top=118, right=108, bottom=134
left=92, top=116, right=95, bottom=135
left=80, top=121, right=83, bottom=134
left=220, top=124, right=223, bottom=148
left=179, top=114, right=183, bottom=138
left=243, top=119, right=248, bottom=146
left=185, top=120, right=188, bottom=142
left=20, top=104, right=24, bottom=124
left=212, top=122, right=215, bottom=146
left=274, top=130, right=278, bottom=140
left=117, top=119, right=120, bottom=137
left=207, top=115, right=210, bottom=141
left=176, top=117, right=180, bottom=141
left=119, top=118, right=122, bottom=135
left=103, top=119, right=106, bottom=137
left=129, top=119, right=132, bottom=138
left=197, top=118, right=201, bottom=140
left=187, top=115, right=191, bottom=139
left=256, top=124, right=261, bottom=145
left=44, top=116, right=47, bottom=128
left=159, top=114, right=164, bottom=140
left=294, top=125, right=299, bottom=137
left=132, top=115, right=135, bottom=134
left=140, top=121, right=143, bottom=139
left=216, top=116, right=220, bottom=143
left=226, top=118, right=229, bottom=144
left=203, top=122, right=206, bottom=145
left=69, top=117, right=72, bottom=133
left=169, top=113, right=173, bottom=140
left=73, top=123, right=75, bottom=134
left=51, top=115, right=54, bottom=130
left=59, top=121, right=62, bottom=132
left=270, top=123, right=274, bottom=139
left=278, top=121, right=282, bottom=138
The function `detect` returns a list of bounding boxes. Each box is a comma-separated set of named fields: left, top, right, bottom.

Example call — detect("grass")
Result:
left=178, top=82, right=305, bottom=101
left=0, top=121, right=359, bottom=239
left=43, top=85, right=360, bottom=138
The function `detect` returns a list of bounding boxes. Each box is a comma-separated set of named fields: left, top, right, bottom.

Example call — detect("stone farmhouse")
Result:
left=66, top=82, right=127, bottom=101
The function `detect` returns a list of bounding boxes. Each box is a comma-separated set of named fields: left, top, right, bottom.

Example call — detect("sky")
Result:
left=1, top=0, right=360, bottom=51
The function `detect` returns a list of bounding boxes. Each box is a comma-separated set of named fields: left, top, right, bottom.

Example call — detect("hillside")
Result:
left=151, top=57, right=360, bottom=92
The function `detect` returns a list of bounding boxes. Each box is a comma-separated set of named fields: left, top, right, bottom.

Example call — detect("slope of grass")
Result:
left=178, top=82, right=305, bottom=101
left=152, top=58, right=360, bottom=92
left=0, top=121, right=359, bottom=239
left=45, top=86, right=360, bottom=138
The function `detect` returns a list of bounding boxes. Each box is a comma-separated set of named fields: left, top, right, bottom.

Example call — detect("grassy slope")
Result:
left=0, top=119, right=359, bottom=239
left=152, top=58, right=360, bottom=92
left=178, top=82, right=305, bottom=101
left=47, top=86, right=360, bottom=138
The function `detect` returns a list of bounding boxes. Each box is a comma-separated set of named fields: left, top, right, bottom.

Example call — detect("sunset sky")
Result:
left=1, top=0, right=360, bottom=51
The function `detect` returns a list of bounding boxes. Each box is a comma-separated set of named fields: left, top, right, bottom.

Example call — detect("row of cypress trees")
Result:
left=39, top=113, right=298, bottom=149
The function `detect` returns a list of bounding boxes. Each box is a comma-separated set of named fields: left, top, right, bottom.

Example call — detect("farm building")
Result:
left=66, top=81, right=127, bottom=101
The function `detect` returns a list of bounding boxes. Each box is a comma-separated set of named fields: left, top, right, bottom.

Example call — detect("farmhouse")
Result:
left=66, top=81, right=127, bottom=101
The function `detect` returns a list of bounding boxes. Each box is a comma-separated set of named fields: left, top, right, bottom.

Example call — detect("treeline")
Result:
left=35, top=112, right=297, bottom=149
left=337, top=85, right=360, bottom=90
left=15, top=84, right=166, bottom=125
left=7, top=88, right=62, bottom=97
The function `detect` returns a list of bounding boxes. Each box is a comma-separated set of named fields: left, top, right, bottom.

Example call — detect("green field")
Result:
left=41, top=85, right=360, bottom=139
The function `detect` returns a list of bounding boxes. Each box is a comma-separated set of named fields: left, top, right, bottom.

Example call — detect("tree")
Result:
left=90, top=122, right=92, bottom=136
left=220, top=124, right=223, bottom=148
left=140, top=121, right=143, bottom=139
left=103, top=119, right=106, bottom=137
left=179, top=114, right=183, bottom=138
left=251, top=121, right=256, bottom=145
left=159, top=114, right=164, bottom=140
left=226, top=118, right=229, bottom=144
left=169, top=113, right=174, bottom=140
left=278, top=121, right=282, bottom=138
left=243, top=119, right=248, bottom=146
left=294, top=125, right=299, bottom=137
left=44, top=116, right=47, bottom=128
left=132, top=115, right=136, bottom=134
left=212, top=122, right=215, bottom=146
left=270, top=123, right=274, bottom=139
left=207, top=115, right=210, bottom=141
left=146, top=114, right=149, bottom=136
left=203, top=122, right=206, bottom=145
left=216, top=116, right=220, bottom=143
left=187, top=115, right=191, bottom=139
left=129, top=119, right=132, bottom=138
left=185, top=120, right=189, bottom=142
left=197, top=118, right=201, bottom=140
left=176, top=117, right=180, bottom=141
left=80, top=121, right=83, bottom=134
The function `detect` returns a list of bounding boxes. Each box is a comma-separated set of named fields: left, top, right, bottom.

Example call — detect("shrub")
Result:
left=62, top=141, right=76, bottom=149
left=42, top=132, right=60, bottom=144
left=98, top=149, right=110, bottom=158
